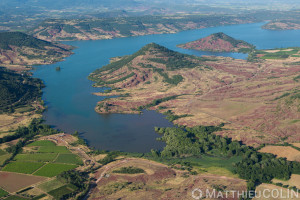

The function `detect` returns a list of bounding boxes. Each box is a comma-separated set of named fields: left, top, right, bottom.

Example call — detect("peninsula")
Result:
left=89, top=43, right=300, bottom=147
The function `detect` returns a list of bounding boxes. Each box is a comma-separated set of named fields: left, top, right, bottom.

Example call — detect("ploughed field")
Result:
left=89, top=43, right=300, bottom=147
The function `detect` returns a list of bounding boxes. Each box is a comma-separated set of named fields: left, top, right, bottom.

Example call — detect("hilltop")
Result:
left=90, top=43, right=300, bottom=147
left=177, top=32, right=255, bottom=53
left=0, top=32, right=73, bottom=70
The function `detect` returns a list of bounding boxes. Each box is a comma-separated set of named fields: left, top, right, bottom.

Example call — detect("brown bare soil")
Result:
left=90, top=44, right=300, bottom=146
left=89, top=158, right=246, bottom=200
left=259, top=146, right=300, bottom=162
left=273, top=174, right=300, bottom=189
left=0, top=171, right=47, bottom=193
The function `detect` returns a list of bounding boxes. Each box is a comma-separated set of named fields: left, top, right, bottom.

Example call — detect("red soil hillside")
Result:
left=178, top=32, right=255, bottom=53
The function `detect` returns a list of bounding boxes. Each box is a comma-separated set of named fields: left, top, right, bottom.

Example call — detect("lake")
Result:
left=33, top=22, right=300, bottom=152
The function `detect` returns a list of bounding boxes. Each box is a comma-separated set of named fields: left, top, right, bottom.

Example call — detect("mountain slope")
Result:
left=178, top=32, right=255, bottom=53
left=0, top=67, right=43, bottom=112
left=89, top=43, right=300, bottom=146
left=0, top=32, right=73, bottom=70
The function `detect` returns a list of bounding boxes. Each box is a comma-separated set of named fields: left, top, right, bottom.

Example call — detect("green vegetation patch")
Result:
left=113, top=166, right=145, bottom=174
left=34, top=163, right=77, bottom=177
left=0, top=32, right=51, bottom=50
left=0, top=188, right=8, bottom=198
left=38, top=179, right=65, bottom=192
left=14, top=153, right=57, bottom=162
left=3, top=195, right=30, bottom=200
left=0, top=67, right=44, bottom=113
left=38, top=146, right=70, bottom=154
left=48, top=184, right=77, bottom=199
left=0, top=149, right=7, bottom=156
left=31, top=194, right=47, bottom=200
left=27, top=140, right=56, bottom=147
left=54, top=154, right=83, bottom=165
left=2, top=161, right=44, bottom=174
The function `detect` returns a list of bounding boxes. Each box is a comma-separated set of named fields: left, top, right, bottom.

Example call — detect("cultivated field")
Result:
left=33, top=163, right=77, bottom=177
left=2, top=162, right=44, bottom=174
left=37, top=179, right=65, bottom=192
left=0, top=172, right=46, bottom=193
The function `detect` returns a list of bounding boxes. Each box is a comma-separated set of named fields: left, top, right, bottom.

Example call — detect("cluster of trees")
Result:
left=112, top=166, right=145, bottom=174
left=0, top=32, right=51, bottom=50
left=137, top=95, right=178, bottom=111
left=57, top=170, right=89, bottom=199
left=152, top=125, right=300, bottom=193
left=234, top=151, right=300, bottom=189
left=154, top=125, right=245, bottom=157
left=0, top=67, right=44, bottom=113
left=163, top=110, right=190, bottom=122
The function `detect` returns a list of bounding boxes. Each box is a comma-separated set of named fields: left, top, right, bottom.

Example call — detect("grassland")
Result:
left=0, top=188, right=8, bottom=198
left=33, top=163, right=77, bottom=177
left=2, top=162, right=44, bottom=174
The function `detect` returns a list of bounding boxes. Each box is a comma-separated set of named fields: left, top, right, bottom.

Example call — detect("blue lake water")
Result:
left=32, top=22, right=300, bottom=152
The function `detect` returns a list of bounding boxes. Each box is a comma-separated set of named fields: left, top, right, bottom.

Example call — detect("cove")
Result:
left=32, top=22, right=300, bottom=153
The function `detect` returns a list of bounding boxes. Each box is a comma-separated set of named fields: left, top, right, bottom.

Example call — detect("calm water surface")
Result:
left=32, top=22, right=300, bottom=152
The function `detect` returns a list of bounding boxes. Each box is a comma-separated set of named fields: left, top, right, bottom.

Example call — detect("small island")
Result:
left=177, top=32, right=255, bottom=53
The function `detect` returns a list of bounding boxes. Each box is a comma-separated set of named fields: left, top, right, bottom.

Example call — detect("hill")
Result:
left=0, top=67, right=43, bottom=113
left=29, top=15, right=259, bottom=41
left=0, top=32, right=73, bottom=70
left=177, top=32, right=255, bottom=53
left=90, top=43, right=300, bottom=147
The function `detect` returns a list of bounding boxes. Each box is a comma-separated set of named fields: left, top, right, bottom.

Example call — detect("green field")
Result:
left=0, top=149, right=7, bottom=156
left=14, top=153, right=57, bottom=162
left=3, top=195, right=29, bottom=200
left=27, top=140, right=56, bottom=147
left=34, top=163, right=77, bottom=177
left=0, top=154, right=11, bottom=165
left=2, top=161, right=44, bottom=174
left=54, top=154, right=83, bottom=165
left=38, top=179, right=65, bottom=192
left=48, top=184, right=77, bottom=199
left=38, top=146, right=70, bottom=154
left=0, top=188, right=8, bottom=198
